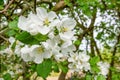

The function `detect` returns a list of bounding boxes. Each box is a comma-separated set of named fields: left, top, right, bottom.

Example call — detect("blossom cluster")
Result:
left=97, top=61, right=110, bottom=77
left=68, top=52, right=91, bottom=72
left=17, top=7, right=77, bottom=64
left=0, top=7, right=111, bottom=78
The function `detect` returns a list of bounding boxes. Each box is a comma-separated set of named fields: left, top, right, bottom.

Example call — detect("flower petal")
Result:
left=18, top=16, right=28, bottom=30
left=38, top=26, right=50, bottom=35
left=36, top=7, right=47, bottom=20
left=59, top=31, right=74, bottom=41
left=48, top=11, right=57, bottom=21
left=34, top=55, right=43, bottom=64
left=62, top=18, right=76, bottom=30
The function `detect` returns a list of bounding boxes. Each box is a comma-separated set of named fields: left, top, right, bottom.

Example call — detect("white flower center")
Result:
left=61, top=27, right=68, bottom=33
left=44, top=18, right=50, bottom=26
left=36, top=47, right=44, bottom=53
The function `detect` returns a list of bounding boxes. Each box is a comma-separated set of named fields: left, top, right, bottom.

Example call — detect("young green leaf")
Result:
left=36, top=59, right=52, bottom=79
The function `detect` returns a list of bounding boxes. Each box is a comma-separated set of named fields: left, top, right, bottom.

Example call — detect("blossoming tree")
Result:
left=0, top=0, right=120, bottom=80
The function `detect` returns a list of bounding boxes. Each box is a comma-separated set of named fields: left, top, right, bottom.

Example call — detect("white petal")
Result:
left=48, top=11, right=57, bottom=21
left=21, top=53, right=33, bottom=62
left=49, top=19, right=60, bottom=28
left=29, top=13, right=43, bottom=25
left=34, top=55, right=43, bottom=64
left=36, top=7, right=47, bottom=20
left=21, top=45, right=31, bottom=54
left=38, top=26, right=50, bottom=35
left=30, top=45, right=40, bottom=57
left=61, top=40, right=72, bottom=48
left=18, top=16, right=29, bottom=30
left=62, top=18, right=76, bottom=30
left=59, top=31, right=74, bottom=41
left=43, top=51, right=52, bottom=58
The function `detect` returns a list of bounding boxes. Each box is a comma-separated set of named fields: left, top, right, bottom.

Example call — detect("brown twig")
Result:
left=9, top=0, right=22, bottom=16
left=34, top=0, right=37, bottom=14
left=0, top=35, right=8, bottom=41
left=0, top=0, right=15, bottom=13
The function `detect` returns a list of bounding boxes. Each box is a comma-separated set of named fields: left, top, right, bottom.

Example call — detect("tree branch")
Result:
left=0, top=0, right=15, bottom=13
left=107, top=34, right=120, bottom=80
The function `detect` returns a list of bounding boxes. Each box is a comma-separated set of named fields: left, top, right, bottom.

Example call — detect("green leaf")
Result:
left=90, top=56, right=100, bottom=66
left=58, top=61, right=68, bottom=73
left=8, top=20, right=19, bottom=30
left=74, top=40, right=81, bottom=46
left=36, top=59, right=52, bottom=79
left=33, top=33, right=48, bottom=42
left=91, top=65, right=100, bottom=73
left=85, top=74, right=92, bottom=80
left=97, top=75, right=106, bottom=80
left=112, top=73, right=120, bottom=80
left=96, top=32, right=103, bottom=40
left=0, top=63, right=7, bottom=73
left=0, top=0, right=4, bottom=5
left=0, top=0, right=4, bottom=10
left=64, top=0, right=72, bottom=7
left=90, top=56, right=100, bottom=73
left=5, top=29, right=17, bottom=36
left=52, top=61, right=59, bottom=72
left=16, top=31, right=39, bottom=45
left=3, top=73, right=12, bottom=80
left=30, top=64, right=37, bottom=71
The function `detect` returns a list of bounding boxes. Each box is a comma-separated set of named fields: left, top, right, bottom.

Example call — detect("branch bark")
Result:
left=0, top=0, right=15, bottom=13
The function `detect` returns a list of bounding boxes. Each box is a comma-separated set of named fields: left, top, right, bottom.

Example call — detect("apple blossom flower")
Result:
left=18, top=14, right=42, bottom=35
left=97, top=61, right=110, bottom=77
left=56, top=18, right=76, bottom=41
left=20, top=45, right=34, bottom=62
left=30, top=45, right=52, bottom=64
left=18, top=7, right=59, bottom=35
left=68, top=52, right=90, bottom=72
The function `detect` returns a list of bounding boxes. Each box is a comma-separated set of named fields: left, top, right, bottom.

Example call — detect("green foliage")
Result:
left=85, top=74, right=92, bottom=80
left=97, top=75, right=106, bottom=80
left=58, top=61, right=68, bottom=73
left=52, top=61, right=59, bottom=73
left=33, top=33, right=48, bottom=42
left=8, top=20, right=19, bottom=31
left=76, top=0, right=98, bottom=17
left=0, top=63, right=7, bottom=73
left=15, top=31, right=40, bottom=45
left=112, top=73, right=120, bottom=80
left=36, top=59, right=52, bottom=79
left=90, top=56, right=100, bottom=73
left=90, top=56, right=100, bottom=65
left=0, top=0, right=4, bottom=10
left=74, top=40, right=81, bottom=46
left=64, top=0, right=72, bottom=7
left=96, top=32, right=103, bottom=40
left=3, top=73, right=12, bottom=80
left=5, top=29, right=17, bottom=37
left=30, top=64, right=37, bottom=72
left=5, top=18, right=19, bottom=37
left=15, top=31, right=48, bottom=45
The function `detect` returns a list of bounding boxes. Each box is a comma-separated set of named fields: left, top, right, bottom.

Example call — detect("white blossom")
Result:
left=30, top=45, right=52, bottom=64
left=20, top=45, right=34, bottom=62
left=68, top=52, right=90, bottom=72
left=18, top=7, right=59, bottom=35
left=56, top=18, right=76, bottom=41
left=97, top=61, right=110, bottom=77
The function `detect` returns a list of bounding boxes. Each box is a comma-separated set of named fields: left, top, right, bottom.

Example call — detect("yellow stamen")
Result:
left=61, top=27, right=68, bottom=32
left=44, top=18, right=49, bottom=26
